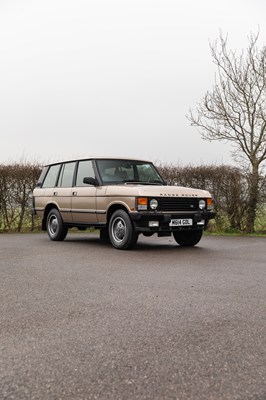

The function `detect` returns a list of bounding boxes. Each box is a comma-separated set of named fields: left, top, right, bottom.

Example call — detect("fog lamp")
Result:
left=149, top=221, right=159, bottom=227
left=197, top=219, right=205, bottom=225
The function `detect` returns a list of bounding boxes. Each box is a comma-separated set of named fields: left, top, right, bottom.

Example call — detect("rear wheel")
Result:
left=173, top=229, right=203, bottom=247
left=109, top=210, right=138, bottom=250
left=46, top=208, right=68, bottom=241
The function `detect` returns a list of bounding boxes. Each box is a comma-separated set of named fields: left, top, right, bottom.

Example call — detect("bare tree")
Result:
left=188, top=32, right=266, bottom=233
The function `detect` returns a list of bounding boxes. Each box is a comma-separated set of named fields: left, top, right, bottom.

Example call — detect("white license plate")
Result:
left=169, top=218, right=193, bottom=227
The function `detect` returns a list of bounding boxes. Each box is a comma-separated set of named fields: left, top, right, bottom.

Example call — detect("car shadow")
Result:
left=63, top=233, right=207, bottom=253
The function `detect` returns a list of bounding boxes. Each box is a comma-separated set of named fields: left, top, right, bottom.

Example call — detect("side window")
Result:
left=58, top=162, right=76, bottom=187
left=42, top=164, right=61, bottom=188
left=76, top=160, right=95, bottom=186
left=36, top=166, right=48, bottom=187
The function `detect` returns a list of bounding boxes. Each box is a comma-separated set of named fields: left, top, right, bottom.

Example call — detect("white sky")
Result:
left=0, top=0, right=265, bottom=166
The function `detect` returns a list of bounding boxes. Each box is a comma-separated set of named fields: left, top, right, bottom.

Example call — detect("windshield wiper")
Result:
left=123, top=180, right=164, bottom=185
left=123, top=180, right=141, bottom=184
left=150, top=180, right=166, bottom=185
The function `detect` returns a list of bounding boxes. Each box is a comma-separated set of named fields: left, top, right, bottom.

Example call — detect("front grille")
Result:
left=158, top=197, right=199, bottom=212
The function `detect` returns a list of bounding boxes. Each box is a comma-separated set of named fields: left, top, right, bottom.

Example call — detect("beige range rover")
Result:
left=32, top=157, right=215, bottom=250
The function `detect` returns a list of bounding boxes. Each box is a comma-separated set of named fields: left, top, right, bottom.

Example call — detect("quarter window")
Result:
left=42, top=164, right=61, bottom=188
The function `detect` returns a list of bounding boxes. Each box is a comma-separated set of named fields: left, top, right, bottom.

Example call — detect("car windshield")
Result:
left=96, top=159, right=166, bottom=185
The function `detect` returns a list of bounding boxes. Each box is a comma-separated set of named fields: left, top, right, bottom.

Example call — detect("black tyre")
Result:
left=109, top=210, right=138, bottom=250
left=46, top=208, right=68, bottom=241
left=173, top=229, right=203, bottom=247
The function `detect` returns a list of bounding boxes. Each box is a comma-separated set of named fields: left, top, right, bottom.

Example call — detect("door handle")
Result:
left=53, top=191, right=58, bottom=196
left=72, top=191, right=77, bottom=196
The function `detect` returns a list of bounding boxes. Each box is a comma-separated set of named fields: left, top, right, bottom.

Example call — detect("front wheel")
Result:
left=46, top=208, right=68, bottom=241
left=173, top=229, right=203, bottom=247
left=109, top=210, right=138, bottom=250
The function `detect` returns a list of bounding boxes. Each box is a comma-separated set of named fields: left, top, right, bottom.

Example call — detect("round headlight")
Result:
left=199, top=199, right=206, bottom=210
left=150, top=199, right=158, bottom=210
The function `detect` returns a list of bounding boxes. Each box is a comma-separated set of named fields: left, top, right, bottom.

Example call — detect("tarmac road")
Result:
left=0, top=233, right=265, bottom=400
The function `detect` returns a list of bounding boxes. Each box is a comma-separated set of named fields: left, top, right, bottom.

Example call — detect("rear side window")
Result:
left=58, top=162, right=76, bottom=187
left=36, top=166, right=48, bottom=187
left=42, top=164, right=61, bottom=188
left=76, top=160, right=95, bottom=186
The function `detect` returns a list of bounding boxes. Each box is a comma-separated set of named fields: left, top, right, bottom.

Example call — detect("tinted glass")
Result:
left=58, top=162, right=76, bottom=187
left=76, top=160, right=95, bottom=186
left=42, top=164, right=61, bottom=188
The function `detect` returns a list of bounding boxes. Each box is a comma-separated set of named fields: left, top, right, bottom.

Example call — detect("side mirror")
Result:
left=83, top=177, right=98, bottom=186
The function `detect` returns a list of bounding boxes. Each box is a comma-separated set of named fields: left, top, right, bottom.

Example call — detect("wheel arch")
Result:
left=42, top=203, right=60, bottom=230
left=106, top=203, right=129, bottom=225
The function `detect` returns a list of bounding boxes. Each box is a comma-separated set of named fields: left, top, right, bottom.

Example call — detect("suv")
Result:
left=32, top=158, right=215, bottom=249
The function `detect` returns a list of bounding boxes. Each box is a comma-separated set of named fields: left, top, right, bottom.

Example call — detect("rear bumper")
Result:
left=129, top=211, right=216, bottom=232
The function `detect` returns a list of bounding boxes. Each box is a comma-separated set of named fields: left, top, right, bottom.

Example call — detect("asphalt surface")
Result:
left=0, top=233, right=265, bottom=400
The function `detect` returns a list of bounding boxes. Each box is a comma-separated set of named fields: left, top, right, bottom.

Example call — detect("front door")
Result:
left=71, top=159, right=98, bottom=224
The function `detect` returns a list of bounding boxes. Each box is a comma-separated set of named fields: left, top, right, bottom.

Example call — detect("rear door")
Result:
left=56, top=162, right=76, bottom=222
left=34, top=164, right=62, bottom=217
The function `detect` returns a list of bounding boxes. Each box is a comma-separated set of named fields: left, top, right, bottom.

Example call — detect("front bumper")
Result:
left=129, top=210, right=216, bottom=232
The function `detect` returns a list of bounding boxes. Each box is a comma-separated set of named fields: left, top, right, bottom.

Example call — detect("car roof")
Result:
left=44, top=157, right=152, bottom=167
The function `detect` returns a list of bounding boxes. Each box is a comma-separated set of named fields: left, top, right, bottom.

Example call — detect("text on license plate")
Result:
left=169, top=218, right=193, bottom=227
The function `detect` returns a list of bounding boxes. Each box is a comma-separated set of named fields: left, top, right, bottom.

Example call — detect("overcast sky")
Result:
left=0, top=0, right=265, bottom=166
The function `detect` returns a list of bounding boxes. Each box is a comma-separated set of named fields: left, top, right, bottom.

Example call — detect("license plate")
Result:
left=169, top=218, right=193, bottom=227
